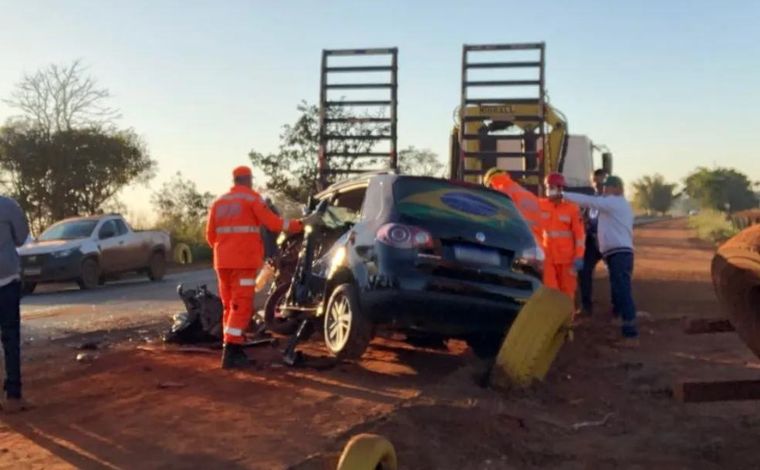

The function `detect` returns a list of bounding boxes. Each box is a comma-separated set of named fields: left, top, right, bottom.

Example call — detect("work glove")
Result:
left=573, top=258, right=584, bottom=272
left=300, top=211, right=323, bottom=228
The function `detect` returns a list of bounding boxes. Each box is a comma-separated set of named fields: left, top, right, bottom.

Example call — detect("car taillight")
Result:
left=377, top=223, right=433, bottom=249
left=513, top=246, right=545, bottom=278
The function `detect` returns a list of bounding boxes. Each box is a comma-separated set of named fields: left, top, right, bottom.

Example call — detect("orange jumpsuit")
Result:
left=539, top=198, right=585, bottom=298
left=206, top=186, right=303, bottom=344
left=489, top=173, right=543, bottom=244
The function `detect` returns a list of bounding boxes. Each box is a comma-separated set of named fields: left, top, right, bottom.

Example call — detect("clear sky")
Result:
left=2, top=0, right=758, bottom=218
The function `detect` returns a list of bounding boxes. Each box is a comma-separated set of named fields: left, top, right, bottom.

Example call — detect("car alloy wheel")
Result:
left=325, top=292, right=352, bottom=353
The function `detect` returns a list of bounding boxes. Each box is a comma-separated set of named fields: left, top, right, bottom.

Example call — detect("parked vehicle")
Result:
left=18, top=214, right=171, bottom=293
left=265, top=172, right=542, bottom=359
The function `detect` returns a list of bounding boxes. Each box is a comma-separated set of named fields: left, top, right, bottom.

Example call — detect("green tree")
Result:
left=632, top=174, right=677, bottom=215
left=0, top=61, right=155, bottom=233
left=683, top=167, right=758, bottom=212
left=249, top=100, right=388, bottom=202
left=398, top=146, right=444, bottom=177
left=151, top=172, right=214, bottom=244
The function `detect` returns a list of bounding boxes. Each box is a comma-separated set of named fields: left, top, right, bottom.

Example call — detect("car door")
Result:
left=114, top=219, right=144, bottom=271
left=97, top=220, right=126, bottom=273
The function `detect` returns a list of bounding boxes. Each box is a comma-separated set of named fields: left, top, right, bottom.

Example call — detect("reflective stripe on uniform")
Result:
left=282, top=218, right=290, bottom=231
left=224, top=327, right=243, bottom=336
left=216, top=225, right=260, bottom=234
left=545, top=230, right=573, bottom=238
left=239, top=278, right=255, bottom=286
left=576, top=240, right=585, bottom=247
left=540, top=212, right=551, bottom=219
left=220, top=193, right=258, bottom=202
left=558, top=215, right=571, bottom=222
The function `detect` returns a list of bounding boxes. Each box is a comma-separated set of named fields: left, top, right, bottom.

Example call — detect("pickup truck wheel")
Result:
left=77, top=259, right=100, bottom=290
left=21, top=282, right=36, bottom=296
left=324, top=283, right=372, bottom=361
left=148, top=252, right=166, bottom=281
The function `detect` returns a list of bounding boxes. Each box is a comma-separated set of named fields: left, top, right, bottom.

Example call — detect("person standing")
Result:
left=0, top=195, right=30, bottom=412
left=542, top=173, right=585, bottom=299
left=484, top=168, right=543, bottom=244
left=578, top=169, right=608, bottom=316
left=206, top=166, right=314, bottom=369
left=563, top=176, right=638, bottom=344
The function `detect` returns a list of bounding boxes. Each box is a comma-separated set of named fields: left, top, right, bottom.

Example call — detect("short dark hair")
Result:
left=593, top=169, right=608, bottom=177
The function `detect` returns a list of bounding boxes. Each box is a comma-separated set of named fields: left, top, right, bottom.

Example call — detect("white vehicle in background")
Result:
left=18, top=214, right=171, bottom=294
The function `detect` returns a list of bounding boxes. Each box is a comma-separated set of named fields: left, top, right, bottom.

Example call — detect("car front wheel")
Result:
left=323, top=283, right=372, bottom=360
left=77, top=258, right=100, bottom=290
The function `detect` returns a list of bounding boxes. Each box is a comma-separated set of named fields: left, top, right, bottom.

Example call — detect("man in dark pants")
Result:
left=564, top=176, right=638, bottom=346
left=0, top=195, right=30, bottom=412
left=579, top=169, right=608, bottom=316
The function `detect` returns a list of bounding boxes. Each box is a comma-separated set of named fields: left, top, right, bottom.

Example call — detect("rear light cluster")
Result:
left=376, top=223, right=434, bottom=249
left=512, top=246, right=545, bottom=279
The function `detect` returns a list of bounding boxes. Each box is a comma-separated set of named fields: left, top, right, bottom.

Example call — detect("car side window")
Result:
left=114, top=220, right=129, bottom=236
left=98, top=220, right=118, bottom=239
left=329, top=186, right=367, bottom=224
left=359, top=179, right=383, bottom=221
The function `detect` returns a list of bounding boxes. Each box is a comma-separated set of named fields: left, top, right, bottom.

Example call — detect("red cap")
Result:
left=233, top=166, right=252, bottom=178
left=545, top=172, right=565, bottom=187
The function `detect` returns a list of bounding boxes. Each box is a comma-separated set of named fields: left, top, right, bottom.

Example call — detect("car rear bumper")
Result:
left=360, top=267, right=539, bottom=337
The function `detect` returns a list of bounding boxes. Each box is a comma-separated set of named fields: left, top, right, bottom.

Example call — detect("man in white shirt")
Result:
left=562, top=176, right=638, bottom=344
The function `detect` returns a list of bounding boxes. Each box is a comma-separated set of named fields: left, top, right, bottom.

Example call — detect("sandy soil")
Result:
left=1, top=218, right=758, bottom=470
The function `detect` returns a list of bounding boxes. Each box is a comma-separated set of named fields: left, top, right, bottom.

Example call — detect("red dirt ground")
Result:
left=1, top=218, right=758, bottom=469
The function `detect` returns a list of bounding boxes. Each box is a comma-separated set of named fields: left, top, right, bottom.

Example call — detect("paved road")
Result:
left=21, top=269, right=218, bottom=339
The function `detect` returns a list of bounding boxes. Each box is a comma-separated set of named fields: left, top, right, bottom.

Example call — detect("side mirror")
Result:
left=602, top=152, right=613, bottom=174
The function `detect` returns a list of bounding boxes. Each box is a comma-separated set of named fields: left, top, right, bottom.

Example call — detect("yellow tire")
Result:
left=336, top=433, right=397, bottom=470
left=491, top=286, right=573, bottom=389
left=173, top=243, right=192, bottom=265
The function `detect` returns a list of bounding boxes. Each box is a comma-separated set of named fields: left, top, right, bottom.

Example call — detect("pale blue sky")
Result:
left=1, top=0, right=758, bottom=217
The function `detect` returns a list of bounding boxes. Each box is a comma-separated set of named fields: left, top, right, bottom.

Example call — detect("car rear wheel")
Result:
left=324, top=283, right=372, bottom=360
left=77, top=259, right=100, bottom=290
left=264, top=283, right=300, bottom=335
left=148, top=252, right=166, bottom=281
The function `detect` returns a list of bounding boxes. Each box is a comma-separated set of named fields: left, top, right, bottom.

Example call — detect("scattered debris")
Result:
left=137, top=345, right=217, bottom=355
left=76, top=352, right=97, bottom=363
left=77, top=341, right=100, bottom=351
left=157, top=381, right=186, bottom=389
left=570, top=412, right=615, bottom=431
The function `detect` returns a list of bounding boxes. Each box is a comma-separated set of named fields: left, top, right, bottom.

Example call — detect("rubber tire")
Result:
left=337, top=433, right=397, bottom=470
left=148, top=252, right=166, bottom=281
left=263, top=283, right=300, bottom=336
left=324, top=284, right=372, bottom=361
left=492, top=287, right=573, bottom=388
left=711, top=225, right=760, bottom=358
left=21, top=282, right=36, bottom=296
left=466, top=333, right=505, bottom=359
left=77, top=258, right=100, bottom=290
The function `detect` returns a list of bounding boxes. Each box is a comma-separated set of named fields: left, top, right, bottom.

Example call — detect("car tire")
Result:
left=466, top=334, right=505, bottom=359
left=337, top=433, right=397, bottom=470
left=77, top=258, right=100, bottom=290
left=148, top=252, right=166, bottom=281
left=324, top=283, right=372, bottom=361
left=21, top=282, right=36, bottom=296
left=491, top=286, right=573, bottom=388
left=263, top=283, right=300, bottom=336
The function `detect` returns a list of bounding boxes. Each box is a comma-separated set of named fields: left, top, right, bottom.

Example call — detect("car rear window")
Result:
left=392, top=177, right=526, bottom=231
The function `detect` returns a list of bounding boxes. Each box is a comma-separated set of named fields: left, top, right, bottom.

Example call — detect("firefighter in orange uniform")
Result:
left=207, top=166, right=311, bottom=369
left=484, top=168, right=543, bottom=244
left=540, top=173, right=585, bottom=299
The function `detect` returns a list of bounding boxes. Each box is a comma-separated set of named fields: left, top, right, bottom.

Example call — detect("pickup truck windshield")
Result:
left=39, top=220, right=98, bottom=241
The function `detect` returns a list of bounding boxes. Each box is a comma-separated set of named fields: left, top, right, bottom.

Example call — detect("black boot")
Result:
left=221, top=343, right=251, bottom=369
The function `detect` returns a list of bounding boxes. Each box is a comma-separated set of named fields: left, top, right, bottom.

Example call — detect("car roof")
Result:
left=53, top=214, right=121, bottom=224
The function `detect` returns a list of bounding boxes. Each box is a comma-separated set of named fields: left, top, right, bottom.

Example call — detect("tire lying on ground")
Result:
left=336, top=433, right=397, bottom=470
left=711, top=224, right=760, bottom=359
left=490, top=286, right=573, bottom=389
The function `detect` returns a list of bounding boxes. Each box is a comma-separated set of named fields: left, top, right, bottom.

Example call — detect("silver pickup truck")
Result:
left=18, top=214, right=171, bottom=293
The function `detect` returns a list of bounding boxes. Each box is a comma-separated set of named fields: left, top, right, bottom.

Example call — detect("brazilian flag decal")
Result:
left=397, top=189, right=521, bottom=231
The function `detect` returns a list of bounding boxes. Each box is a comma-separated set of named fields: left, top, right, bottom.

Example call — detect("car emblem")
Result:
left=476, top=232, right=486, bottom=243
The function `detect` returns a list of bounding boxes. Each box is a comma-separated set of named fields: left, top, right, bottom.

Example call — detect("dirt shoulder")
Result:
left=1, top=219, right=758, bottom=469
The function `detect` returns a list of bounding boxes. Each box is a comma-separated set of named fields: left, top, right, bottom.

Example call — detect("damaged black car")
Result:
left=264, top=172, right=543, bottom=360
